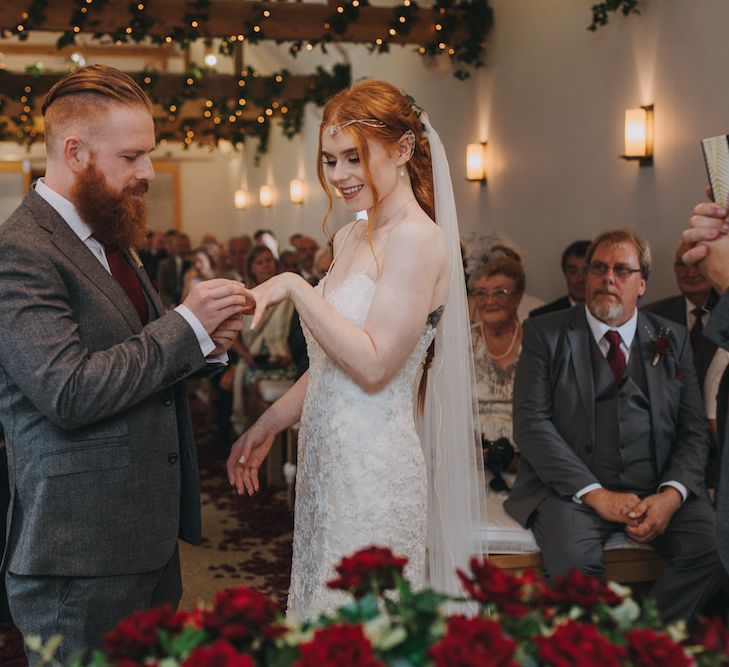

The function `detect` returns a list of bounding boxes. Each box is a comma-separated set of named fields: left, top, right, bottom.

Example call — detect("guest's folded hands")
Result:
left=625, top=488, right=682, bottom=543
left=582, top=488, right=642, bottom=525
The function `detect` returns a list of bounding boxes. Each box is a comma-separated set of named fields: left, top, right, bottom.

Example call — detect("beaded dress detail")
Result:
left=287, top=271, right=442, bottom=619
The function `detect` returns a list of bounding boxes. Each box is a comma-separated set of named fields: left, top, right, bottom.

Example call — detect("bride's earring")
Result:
left=400, top=166, right=406, bottom=178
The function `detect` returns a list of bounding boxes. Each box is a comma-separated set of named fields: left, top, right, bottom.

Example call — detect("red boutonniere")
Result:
left=647, top=327, right=674, bottom=367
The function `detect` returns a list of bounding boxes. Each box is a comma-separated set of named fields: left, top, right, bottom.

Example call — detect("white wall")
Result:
left=478, top=0, right=729, bottom=302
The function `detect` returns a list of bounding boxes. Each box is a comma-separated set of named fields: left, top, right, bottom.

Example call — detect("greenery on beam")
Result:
left=0, top=63, right=352, bottom=159
left=3, top=0, right=494, bottom=81
left=588, top=0, right=641, bottom=31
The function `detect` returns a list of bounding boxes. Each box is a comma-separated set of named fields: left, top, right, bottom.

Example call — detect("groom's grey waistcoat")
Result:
left=588, top=335, right=655, bottom=494
left=0, top=190, right=204, bottom=577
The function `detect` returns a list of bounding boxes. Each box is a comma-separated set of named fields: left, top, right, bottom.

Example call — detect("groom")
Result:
left=0, top=65, right=253, bottom=663
left=505, top=228, right=726, bottom=623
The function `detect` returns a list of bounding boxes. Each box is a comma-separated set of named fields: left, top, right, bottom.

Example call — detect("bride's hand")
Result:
left=226, top=423, right=276, bottom=496
left=249, top=272, right=304, bottom=329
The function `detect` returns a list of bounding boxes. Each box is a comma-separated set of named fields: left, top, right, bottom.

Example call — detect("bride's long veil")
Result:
left=418, top=114, right=488, bottom=603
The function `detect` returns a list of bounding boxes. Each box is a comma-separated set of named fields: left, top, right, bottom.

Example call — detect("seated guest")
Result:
left=530, top=239, right=591, bottom=317
left=157, top=232, right=192, bottom=308
left=293, top=235, right=320, bottom=284
left=644, top=240, right=719, bottom=394
left=505, top=228, right=727, bottom=623
left=466, top=243, right=543, bottom=322
left=470, top=257, right=524, bottom=492
left=229, top=246, right=297, bottom=433
left=312, top=243, right=333, bottom=282
left=228, top=235, right=252, bottom=283
left=279, top=248, right=300, bottom=273
left=180, top=246, right=218, bottom=301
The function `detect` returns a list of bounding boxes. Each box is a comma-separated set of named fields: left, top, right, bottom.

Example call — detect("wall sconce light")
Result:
left=234, top=189, right=249, bottom=210
left=259, top=184, right=275, bottom=208
left=466, top=142, right=488, bottom=183
left=621, top=105, right=654, bottom=166
left=290, top=178, right=305, bottom=204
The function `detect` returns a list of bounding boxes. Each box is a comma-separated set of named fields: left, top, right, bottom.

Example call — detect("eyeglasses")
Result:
left=587, top=262, right=642, bottom=280
left=472, top=288, right=517, bottom=302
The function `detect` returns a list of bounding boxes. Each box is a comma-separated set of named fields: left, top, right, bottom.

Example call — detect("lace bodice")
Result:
left=287, top=272, right=440, bottom=619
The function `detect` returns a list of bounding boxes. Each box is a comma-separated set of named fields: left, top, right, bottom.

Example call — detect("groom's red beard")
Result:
left=71, top=161, right=149, bottom=249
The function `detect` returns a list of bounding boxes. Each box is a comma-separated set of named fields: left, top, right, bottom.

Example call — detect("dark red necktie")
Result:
left=690, top=307, right=705, bottom=353
left=604, top=330, right=626, bottom=384
left=104, top=246, right=149, bottom=324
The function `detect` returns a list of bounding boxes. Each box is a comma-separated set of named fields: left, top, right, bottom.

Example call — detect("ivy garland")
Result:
left=0, top=62, right=352, bottom=159
left=588, top=0, right=641, bottom=31
left=3, top=0, right=494, bottom=80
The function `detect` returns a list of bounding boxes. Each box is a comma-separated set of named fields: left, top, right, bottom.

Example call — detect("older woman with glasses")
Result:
left=470, top=252, right=526, bottom=490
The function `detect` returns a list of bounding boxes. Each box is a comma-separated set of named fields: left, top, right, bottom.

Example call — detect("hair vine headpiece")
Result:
left=403, top=129, right=416, bottom=160
left=326, top=118, right=387, bottom=136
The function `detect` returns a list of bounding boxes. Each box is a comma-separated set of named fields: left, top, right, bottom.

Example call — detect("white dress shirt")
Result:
left=34, top=179, right=217, bottom=358
left=575, top=306, right=687, bottom=503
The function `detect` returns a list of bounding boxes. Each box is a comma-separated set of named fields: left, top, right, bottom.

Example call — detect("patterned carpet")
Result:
left=0, top=397, right=294, bottom=665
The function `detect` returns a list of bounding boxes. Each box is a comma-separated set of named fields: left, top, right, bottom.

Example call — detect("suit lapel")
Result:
left=26, top=191, right=144, bottom=331
left=566, top=306, right=595, bottom=446
left=636, top=311, right=662, bottom=469
left=124, top=247, right=164, bottom=320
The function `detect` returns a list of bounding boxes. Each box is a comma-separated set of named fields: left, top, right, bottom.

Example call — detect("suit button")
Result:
left=168, top=453, right=179, bottom=464
left=585, top=446, right=593, bottom=453
left=161, top=395, right=173, bottom=406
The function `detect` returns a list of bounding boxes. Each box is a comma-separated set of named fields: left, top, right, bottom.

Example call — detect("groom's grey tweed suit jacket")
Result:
left=0, top=190, right=203, bottom=577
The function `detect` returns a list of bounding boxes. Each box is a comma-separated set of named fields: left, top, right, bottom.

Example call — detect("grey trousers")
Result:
left=6, top=544, right=181, bottom=666
left=531, top=495, right=728, bottom=623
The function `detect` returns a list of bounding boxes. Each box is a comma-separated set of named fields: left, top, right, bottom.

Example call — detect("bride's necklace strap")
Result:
left=321, top=221, right=360, bottom=299
left=362, top=197, right=417, bottom=276
left=481, top=319, right=521, bottom=360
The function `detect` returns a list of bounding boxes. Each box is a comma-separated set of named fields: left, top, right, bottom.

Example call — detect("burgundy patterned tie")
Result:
left=604, top=330, right=626, bottom=384
left=104, top=246, right=149, bottom=324
left=690, top=307, right=705, bottom=353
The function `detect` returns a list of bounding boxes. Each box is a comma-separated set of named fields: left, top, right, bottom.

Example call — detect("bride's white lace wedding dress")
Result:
left=287, top=271, right=442, bottom=619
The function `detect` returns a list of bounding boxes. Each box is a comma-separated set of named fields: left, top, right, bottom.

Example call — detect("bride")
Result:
left=226, top=80, right=485, bottom=619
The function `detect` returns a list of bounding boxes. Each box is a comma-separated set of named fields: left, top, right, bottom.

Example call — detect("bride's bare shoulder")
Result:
left=389, top=214, right=447, bottom=258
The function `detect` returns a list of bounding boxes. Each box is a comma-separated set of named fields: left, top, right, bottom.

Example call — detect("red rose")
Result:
left=535, top=620, right=626, bottom=667
left=294, top=623, right=384, bottom=667
left=626, top=628, right=692, bottom=667
left=456, top=557, right=536, bottom=616
left=691, top=616, right=729, bottom=655
left=182, top=640, right=255, bottom=667
left=203, top=587, right=282, bottom=643
left=429, top=615, right=518, bottom=667
left=542, top=570, right=622, bottom=611
left=327, top=546, right=409, bottom=598
left=656, top=336, right=671, bottom=355
left=102, top=604, right=175, bottom=660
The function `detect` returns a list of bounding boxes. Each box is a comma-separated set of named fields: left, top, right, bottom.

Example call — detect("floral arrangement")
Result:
left=36, top=545, right=728, bottom=667
left=647, top=327, right=674, bottom=367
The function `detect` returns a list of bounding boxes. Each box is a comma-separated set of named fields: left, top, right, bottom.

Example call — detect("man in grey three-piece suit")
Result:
left=505, top=228, right=727, bottom=623
left=0, top=66, right=251, bottom=663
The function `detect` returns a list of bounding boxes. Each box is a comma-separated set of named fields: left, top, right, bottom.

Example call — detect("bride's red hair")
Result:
left=317, top=79, right=435, bottom=247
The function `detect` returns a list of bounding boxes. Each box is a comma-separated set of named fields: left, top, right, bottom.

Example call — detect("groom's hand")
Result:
left=210, top=314, right=245, bottom=355
left=582, top=488, right=642, bottom=525
left=184, top=279, right=256, bottom=334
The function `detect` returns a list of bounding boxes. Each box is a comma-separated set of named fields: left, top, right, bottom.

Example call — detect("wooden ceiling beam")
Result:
left=0, top=0, right=445, bottom=44
left=0, top=71, right=321, bottom=103
left=0, top=42, right=180, bottom=62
